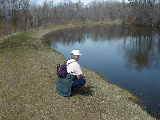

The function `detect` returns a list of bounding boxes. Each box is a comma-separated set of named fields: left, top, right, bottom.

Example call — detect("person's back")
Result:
left=67, top=58, right=83, bottom=76
left=56, top=49, right=86, bottom=97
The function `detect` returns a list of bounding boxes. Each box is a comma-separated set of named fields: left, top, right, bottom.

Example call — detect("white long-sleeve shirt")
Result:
left=66, top=59, right=83, bottom=76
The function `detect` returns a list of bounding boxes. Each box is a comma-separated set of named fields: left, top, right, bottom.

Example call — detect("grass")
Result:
left=0, top=32, right=33, bottom=48
left=0, top=21, right=156, bottom=120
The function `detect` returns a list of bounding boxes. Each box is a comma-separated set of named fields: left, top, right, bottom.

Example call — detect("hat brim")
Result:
left=73, top=54, right=82, bottom=56
left=71, top=53, right=82, bottom=56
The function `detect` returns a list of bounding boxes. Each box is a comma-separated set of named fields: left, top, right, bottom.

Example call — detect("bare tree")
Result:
left=0, top=0, right=160, bottom=37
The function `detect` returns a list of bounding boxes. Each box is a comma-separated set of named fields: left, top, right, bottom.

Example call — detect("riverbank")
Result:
left=0, top=22, right=155, bottom=120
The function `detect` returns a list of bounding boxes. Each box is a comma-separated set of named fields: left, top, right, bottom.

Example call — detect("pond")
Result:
left=46, top=25, right=160, bottom=116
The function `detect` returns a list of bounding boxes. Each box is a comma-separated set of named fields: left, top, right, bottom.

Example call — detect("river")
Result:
left=46, top=25, right=160, bottom=116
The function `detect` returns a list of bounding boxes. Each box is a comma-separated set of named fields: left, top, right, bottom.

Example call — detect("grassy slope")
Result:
left=0, top=22, right=155, bottom=120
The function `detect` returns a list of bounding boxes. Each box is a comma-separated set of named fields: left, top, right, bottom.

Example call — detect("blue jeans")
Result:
left=71, top=78, right=86, bottom=92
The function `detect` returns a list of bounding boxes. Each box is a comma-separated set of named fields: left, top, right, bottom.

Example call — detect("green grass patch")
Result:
left=0, top=32, right=35, bottom=49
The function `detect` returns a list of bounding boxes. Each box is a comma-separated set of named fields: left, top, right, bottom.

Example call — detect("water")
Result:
left=46, top=25, right=160, bottom=116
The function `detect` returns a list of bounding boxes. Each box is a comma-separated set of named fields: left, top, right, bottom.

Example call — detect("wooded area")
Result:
left=0, top=0, right=160, bottom=36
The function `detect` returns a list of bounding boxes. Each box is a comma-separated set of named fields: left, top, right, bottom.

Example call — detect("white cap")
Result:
left=70, top=49, right=82, bottom=56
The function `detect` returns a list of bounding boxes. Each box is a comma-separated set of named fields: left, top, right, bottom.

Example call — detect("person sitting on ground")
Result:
left=67, top=49, right=86, bottom=93
left=56, top=49, right=86, bottom=97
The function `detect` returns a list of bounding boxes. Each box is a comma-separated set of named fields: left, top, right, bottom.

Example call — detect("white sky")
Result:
left=31, top=0, right=122, bottom=5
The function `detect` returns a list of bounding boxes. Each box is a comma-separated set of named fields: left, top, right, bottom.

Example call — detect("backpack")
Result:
left=56, top=63, right=68, bottom=78
left=56, top=59, right=76, bottom=78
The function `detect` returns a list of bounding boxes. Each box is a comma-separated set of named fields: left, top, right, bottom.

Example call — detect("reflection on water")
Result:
left=47, top=25, right=160, bottom=117
left=124, top=34, right=160, bottom=70
left=47, top=26, right=160, bottom=70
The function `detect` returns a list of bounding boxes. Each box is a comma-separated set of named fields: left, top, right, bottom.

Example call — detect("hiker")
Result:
left=56, top=49, right=86, bottom=97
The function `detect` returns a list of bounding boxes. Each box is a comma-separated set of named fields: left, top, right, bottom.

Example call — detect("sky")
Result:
left=31, top=0, right=121, bottom=5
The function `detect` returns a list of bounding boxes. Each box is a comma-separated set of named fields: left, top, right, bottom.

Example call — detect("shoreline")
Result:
left=0, top=21, right=156, bottom=120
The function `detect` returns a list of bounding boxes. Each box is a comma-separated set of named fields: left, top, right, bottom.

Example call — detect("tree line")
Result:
left=128, top=0, right=160, bottom=26
left=0, top=0, right=160, bottom=36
